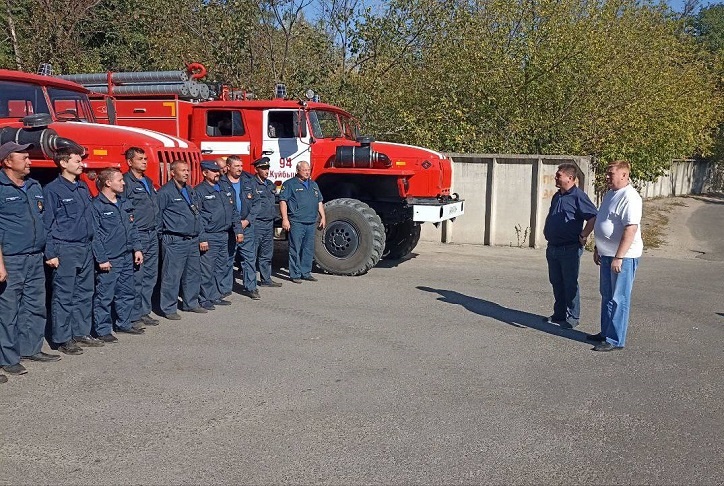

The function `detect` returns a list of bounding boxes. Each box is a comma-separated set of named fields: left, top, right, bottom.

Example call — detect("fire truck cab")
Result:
left=70, top=68, right=464, bottom=275
left=0, top=69, right=201, bottom=191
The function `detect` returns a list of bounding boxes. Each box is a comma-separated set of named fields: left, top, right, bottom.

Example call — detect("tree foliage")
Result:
left=1, top=0, right=721, bottom=182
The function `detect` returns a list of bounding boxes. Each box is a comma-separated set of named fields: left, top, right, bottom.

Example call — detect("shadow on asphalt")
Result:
left=417, top=286, right=591, bottom=344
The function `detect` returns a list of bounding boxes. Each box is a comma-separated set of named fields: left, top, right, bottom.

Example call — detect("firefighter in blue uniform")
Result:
left=43, top=147, right=103, bottom=354
left=91, top=168, right=145, bottom=342
left=196, top=161, right=243, bottom=310
left=157, top=159, right=206, bottom=319
left=279, top=161, right=326, bottom=283
left=0, top=142, right=60, bottom=380
left=219, top=155, right=249, bottom=297
left=240, top=157, right=280, bottom=300
left=122, top=147, right=161, bottom=327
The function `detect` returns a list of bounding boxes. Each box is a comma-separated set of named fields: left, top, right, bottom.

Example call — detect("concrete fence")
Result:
left=421, top=155, right=713, bottom=248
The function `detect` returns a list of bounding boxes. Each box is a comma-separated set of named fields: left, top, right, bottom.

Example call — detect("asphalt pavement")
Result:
left=0, top=197, right=722, bottom=485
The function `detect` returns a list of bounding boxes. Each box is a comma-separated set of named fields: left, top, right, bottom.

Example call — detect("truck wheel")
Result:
left=315, top=198, right=384, bottom=276
left=383, top=220, right=422, bottom=259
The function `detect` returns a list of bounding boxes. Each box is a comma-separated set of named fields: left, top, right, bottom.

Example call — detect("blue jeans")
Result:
left=546, top=244, right=583, bottom=326
left=599, top=256, right=639, bottom=347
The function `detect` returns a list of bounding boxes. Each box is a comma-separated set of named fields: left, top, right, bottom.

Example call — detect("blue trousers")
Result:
left=288, top=221, right=316, bottom=279
left=200, top=232, right=229, bottom=306
left=239, top=224, right=257, bottom=291
left=220, top=231, right=236, bottom=296
left=93, top=253, right=135, bottom=336
left=51, top=244, right=93, bottom=344
left=160, top=234, right=200, bottom=315
left=0, top=253, right=46, bottom=365
left=254, top=219, right=274, bottom=283
left=599, top=256, right=639, bottom=347
left=131, top=229, right=159, bottom=322
left=546, top=244, right=584, bottom=326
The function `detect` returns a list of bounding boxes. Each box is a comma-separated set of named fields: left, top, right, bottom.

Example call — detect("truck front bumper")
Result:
left=411, top=197, right=465, bottom=223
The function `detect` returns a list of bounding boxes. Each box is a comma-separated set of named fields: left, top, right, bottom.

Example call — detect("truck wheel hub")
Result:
left=324, top=220, right=359, bottom=258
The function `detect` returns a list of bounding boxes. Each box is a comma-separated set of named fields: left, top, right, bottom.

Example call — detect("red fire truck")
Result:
left=0, top=68, right=201, bottom=192
left=63, top=66, right=464, bottom=275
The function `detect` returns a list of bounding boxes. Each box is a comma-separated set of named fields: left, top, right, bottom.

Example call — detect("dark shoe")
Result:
left=242, top=289, right=261, bottom=300
left=97, top=334, right=119, bottom=343
left=544, top=315, right=566, bottom=324
left=165, top=313, right=182, bottom=321
left=586, top=332, right=606, bottom=343
left=22, top=352, right=61, bottom=362
left=259, top=280, right=282, bottom=287
left=290, top=278, right=303, bottom=284
left=212, top=299, right=232, bottom=306
left=301, top=275, right=318, bottom=282
left=2, top=363, right=27, bottom=375
left=131, top=320, right=146, bottom=331
left=184, top=307, right=208, bottom=314
left=221, top=291, right=232, bottom=298
left=141, top=314, right=160, bottom=326
left=200, top=302, right=216, bottom=311
left=559, top=320, right=579, bottom=330
left=0, top=374, right=7, bottom=383
left=59, top=341, right=83, bottom=355
left=73, top=335, right=104, bottom=347
left=117, top=327, right=145, bottom=335
left=592, top=342, right=623, bottom=352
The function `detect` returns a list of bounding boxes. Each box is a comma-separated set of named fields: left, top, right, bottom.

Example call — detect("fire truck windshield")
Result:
left=309, top=110, right=359, bottom=140
left=0, top=81, right=94, bottom=122
left=47, top=87, right=95, bottom=122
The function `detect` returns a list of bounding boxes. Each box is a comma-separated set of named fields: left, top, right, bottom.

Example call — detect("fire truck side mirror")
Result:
left=105, top=98, right=117, bottom=124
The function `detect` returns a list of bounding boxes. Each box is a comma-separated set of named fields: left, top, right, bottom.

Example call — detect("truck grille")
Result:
left=156, top=149, right=202, bottom=185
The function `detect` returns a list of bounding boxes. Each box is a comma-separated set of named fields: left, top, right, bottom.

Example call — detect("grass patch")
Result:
left=641, top=208, right=668, bottom=249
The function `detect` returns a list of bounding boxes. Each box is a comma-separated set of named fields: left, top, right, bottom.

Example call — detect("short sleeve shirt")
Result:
left=594, top=184, right=643, bottom=258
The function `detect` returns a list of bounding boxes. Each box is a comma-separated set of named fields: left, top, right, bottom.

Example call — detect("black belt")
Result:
left=164, top=232, right=197, bottom=240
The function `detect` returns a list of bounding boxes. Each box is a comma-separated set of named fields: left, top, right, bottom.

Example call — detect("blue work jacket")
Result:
left=0, top=171, right=46, bottom=255
left=246, top=174, right=277, bottom=222
left=91, top=193, right=140, bottom=262
left=122, top=171, right=161, bottom=233
left=42, top=175, right=94, bottom=259
left=157, top=180, right=201, bottom=237
left=195, top=180, right=242, bottom=239
left=279, top=177, right=323, bottom=224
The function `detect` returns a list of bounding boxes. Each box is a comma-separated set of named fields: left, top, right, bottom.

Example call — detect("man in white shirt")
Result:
left=589, top=160, right=643, bottom=351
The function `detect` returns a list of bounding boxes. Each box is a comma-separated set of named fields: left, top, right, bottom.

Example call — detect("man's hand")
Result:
left=282, top=218, right=291, bottom=231
left=99, top=261, right=112, bottom=272
left=236, top=233, right=244, bottom=243
left=241, top=219, right=250, bottom=229
left=318, top=216, right=326, bottom=230
left=611, top=257, right=623, bottom=274
left=578, top=234, right=588, bottom=246
left=134, top=251, right=144, bottom=265
left=593, top=248, right=600, bottom=266
left=200, top=241, right=209, bottom=252
left=0, top=265, right=7, bottom=283
left=46, top=257, right=59, bottom=268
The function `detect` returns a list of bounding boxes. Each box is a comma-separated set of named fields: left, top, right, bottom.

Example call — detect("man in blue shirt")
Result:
left=157, top=160, right=206, bottom=319
left=91, top=168, right=145, bottom=343
left=219, top=155, right=249, bottom=298
left=542, top=163, right=597, bottom=329
left=44, top=147, right=103, bottom=354
left=279, top=161, right=326, bottom=283
left=196, top=161, right=243, bottom=309
left=0, top=142, right=60, bottom=380
left=122, top=147, right=161, bottom=327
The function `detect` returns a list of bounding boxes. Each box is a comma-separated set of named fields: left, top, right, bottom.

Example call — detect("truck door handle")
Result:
left=262, top=150, right=274, bottom=155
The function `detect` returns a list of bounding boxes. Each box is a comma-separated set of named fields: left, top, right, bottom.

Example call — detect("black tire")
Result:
left=315, top=198, right=384, bottom=276
left=383, top=220, right=422, bottom=259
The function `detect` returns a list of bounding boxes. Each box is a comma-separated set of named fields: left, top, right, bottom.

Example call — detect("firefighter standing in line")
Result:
left=250, top=157, right=282, bottom=289
left=0, top=142, right=60, bottom=381
left=196, top=161, right=243, bottom=310
left=219, top=155, right=248, bottom=297
left=91, top=168, right=145, bottom=343
left=122, top=147, right=161, bottom=327
left=43, top=147, right=103, bottom=354
left=157, top=159, right=206, bottom=319
left=280, top=161, right=326, bottom=283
